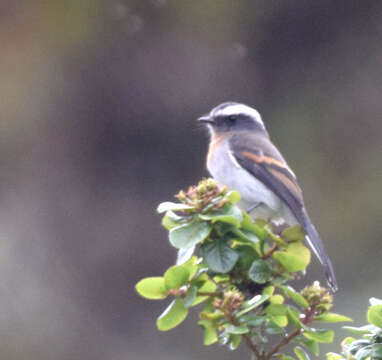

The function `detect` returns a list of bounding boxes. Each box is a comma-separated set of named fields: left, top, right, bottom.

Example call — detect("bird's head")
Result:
left=197, top=102, right=267, bottom=135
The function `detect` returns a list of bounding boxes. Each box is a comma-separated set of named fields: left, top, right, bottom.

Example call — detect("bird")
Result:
left=197, top=102, right=338, bottom=292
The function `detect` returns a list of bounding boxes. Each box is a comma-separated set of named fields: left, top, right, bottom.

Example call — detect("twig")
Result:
left=197, top=291, right=222, bottom=297
left=225, top=312, right=263, bottom=359
left=243, top=333, right=263, bottom=360
left=263, top=242, right=278, bottom=259
left=265, top=328, right=301, bottom=359
left=264, top=308, right=315, bottom=360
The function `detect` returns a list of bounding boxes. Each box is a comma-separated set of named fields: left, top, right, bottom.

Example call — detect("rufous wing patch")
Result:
left=241, top=151, right=296, bottom=179
left=267, top=167, right=303, bottom=201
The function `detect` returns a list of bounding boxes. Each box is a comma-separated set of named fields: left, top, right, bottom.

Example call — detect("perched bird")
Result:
left=198, top=102, right=338, bottom=292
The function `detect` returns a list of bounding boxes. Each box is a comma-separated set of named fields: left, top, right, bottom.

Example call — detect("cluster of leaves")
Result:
left=327, top=298, right=382, bottom=360
left=135, top=179, right=351, bottom=360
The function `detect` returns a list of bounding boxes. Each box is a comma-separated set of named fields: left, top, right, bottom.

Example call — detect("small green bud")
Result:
left=221, top=290, right=244, bottom=312
left=173, top=179, right=233, bottom=212
left=176, top=190, right=187, bottom=202
left=301, top=281, right=333, bottom=315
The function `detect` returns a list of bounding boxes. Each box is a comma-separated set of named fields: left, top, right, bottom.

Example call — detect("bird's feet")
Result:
left=246, top=202, right=261, bottom=213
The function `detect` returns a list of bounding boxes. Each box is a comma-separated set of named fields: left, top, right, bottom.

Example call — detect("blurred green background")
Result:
left=1, top=1, right=381, bottom=359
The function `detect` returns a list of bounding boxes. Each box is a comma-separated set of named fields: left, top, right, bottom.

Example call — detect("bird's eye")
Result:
left=227, top=115, right=237, bottom=124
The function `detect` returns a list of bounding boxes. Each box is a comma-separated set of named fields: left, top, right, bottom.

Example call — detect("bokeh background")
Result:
left=1, top=1, right=382, bottom=359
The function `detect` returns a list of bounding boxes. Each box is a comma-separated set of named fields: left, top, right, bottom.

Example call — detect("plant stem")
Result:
left=197, top=291, right=222, bottom=297
left=265, top=328, right=301, bottom=359
left=225, top=311, right=262, bottom=359
left=264, top=308, right=315, bottom=360
left=263, top=242, right=278, bottom=259
left=267, top=232, right=286, bottom=246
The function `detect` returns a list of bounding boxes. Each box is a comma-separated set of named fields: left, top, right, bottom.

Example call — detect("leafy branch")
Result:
left=135, top=179, right=353, bottom=359
left=327, top=298, right=382, bottom=360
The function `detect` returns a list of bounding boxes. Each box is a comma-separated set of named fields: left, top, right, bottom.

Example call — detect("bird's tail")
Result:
left=299, top=208, right=338, bottom=292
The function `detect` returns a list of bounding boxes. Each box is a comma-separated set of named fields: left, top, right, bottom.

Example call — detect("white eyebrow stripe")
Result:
left=215, top=104, right=264, bottom=128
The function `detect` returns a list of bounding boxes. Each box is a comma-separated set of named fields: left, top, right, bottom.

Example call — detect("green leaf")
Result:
left=293, top=348, right=313, bottom=360
left=326, top=352, right=343, bottom=360
left=280, top=285, right=309, bottom=308
left=238, top=314, right=265, bottom=327
left=235, top=229, right=262, bottom=255
left=157, top=202, right=194, bottom=213
left=354, top=345, right=382, bottom=360
left=287, top=307, right=308, bottom=330
left=162, top=211, right=183, bottom=230
left=241, top=212, right=268, bottom=241
left=237, top=295, right=269, bottom=317
left=303, top=329, right=334, bottom=343
left=282, top=225, right=306, bottom=242
left=213, top=274, right=230, bottom=283
left=182, top=257, right=199, bottom=280
left=202, top=298, right=214, bottom=311
left=240, top=229, right=261, bottom=243
left=223, top=324, right=249, bottom=334
left=265, top=320, right=285, bottom=334
left=272, top=315, right=288, bottom=327
left=183, top=286, right=198, bottom=308
left=294, top=346, right=311, bottom=360
left=198, top=319, right=218, bottom=345
left=199, top=204, right=243, bottom=227
left=200, top=239, right=239, bottom=273
left=198, top=279, right=217, bottom=293
left=367, top=304, right=382, bottom=327
left=248, top=259, right=272, bottom=284
left=270, top=295, right=284, bottom=304
left=192, top=269, right=209, bottom=284
left=342, top=337, right=356, bottom=346
left=229, top=334, right=242, bottom=350
left=343, top=325, right=374, bottom=335
left=278, top=356, right=295, bottom=360
left=371, top=344, right=382, bottom=359
left=169, top=221, right=211, bottom=249
left=135, top=277, right=169, bottom=299
left=347, top=339, right=371, bottom=355
left=273, top=242, right=311, bottom=272
left=192, top=280, right=217, bottom=306
left=200, top=310, right=224, bottom=322
left=354, top=346, right=373, bottom=360
left=156, top=299, right=188, bottom=331
left=315, top=313, right=352, bottom=323
left=266, top=304, right=288, bottom=316
left=225, top=190, right=241, bottom=204
left=164, top=266, right=190, bottom=290
left=235, top=244, right=260, bottom=271
left=263, top=286, right=275, bottom=296
left=296, top=338, right=319, bottom=356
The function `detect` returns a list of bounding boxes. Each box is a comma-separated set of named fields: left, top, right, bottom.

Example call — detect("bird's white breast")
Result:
left=207, top=137, right=285, bottom=221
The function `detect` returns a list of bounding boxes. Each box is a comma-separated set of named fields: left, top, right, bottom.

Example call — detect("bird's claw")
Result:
left=247, top=202, right=261, bottom=213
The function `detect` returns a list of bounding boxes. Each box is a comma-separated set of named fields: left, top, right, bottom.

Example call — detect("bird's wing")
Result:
left=229, top=133, right=338, bottom=292
left=229, top=133, right=303, bottom=213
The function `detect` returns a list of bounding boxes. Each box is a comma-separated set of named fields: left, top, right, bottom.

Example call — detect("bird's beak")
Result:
left=197, top=115, right=215, bottom=125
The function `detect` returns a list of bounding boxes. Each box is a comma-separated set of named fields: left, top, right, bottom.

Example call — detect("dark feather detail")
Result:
left=230, top=134, right=338, bottom=292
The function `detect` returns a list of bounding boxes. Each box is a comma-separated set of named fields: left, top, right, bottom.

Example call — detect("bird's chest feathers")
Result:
left=207, top=134, right=228, bottom=166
